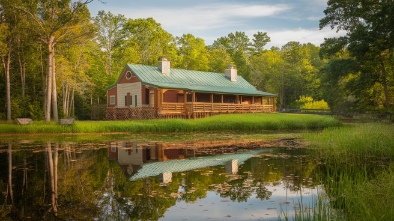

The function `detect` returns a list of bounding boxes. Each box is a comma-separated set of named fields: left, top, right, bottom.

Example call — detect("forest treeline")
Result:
left=0, top=0, right=393, bottom=122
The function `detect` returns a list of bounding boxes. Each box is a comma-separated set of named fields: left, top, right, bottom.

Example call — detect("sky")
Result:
left=88, top=0, right=345, bottom=48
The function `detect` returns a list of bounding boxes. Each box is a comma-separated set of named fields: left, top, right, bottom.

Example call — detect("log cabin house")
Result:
left=106, top=57, right=276, bottom=120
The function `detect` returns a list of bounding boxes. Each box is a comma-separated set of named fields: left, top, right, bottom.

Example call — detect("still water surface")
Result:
left=0, top=139, right=324, bottom=220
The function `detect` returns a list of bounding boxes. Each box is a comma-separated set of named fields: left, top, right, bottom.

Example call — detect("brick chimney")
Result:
left=158, top=56, right=170, bottom=75
left=225, top=64, right=237, bottom=82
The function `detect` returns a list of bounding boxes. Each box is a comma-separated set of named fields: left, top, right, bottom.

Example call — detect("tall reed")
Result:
left=305, top=123, right=394, bottom=221
left=0, top=113, right=342, bottom=134
left=306, top=123, right=394, bottom=167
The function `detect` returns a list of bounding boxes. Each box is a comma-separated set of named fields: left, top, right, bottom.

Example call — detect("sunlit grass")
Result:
left=305, top=123, right=394, bottom=221
left=0, top=113, right=341, bottom=134
left=305, top=123, right=394, bottom=166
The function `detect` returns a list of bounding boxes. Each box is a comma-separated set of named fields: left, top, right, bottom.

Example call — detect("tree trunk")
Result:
left=7, top=142, right=13, bottom=205
left=45, top=39, right=54, bottom=123
left=71, top=87, right=75, bottom=117
left=62, top=82, right=69, bottom=117
left=19, top=56, right=26, bottom=98
left=17, top=39, right=26, bottom=98
left=107, top=49, right=112, bottom=75
left=52, top=47, right=58, bottom=122
left=4, top=51, right=12, bottom=121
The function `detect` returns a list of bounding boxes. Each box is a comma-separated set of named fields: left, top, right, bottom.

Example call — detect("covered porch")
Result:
left=158, top=89, right=275, bottom=118
left=106, top=88, right=276, bottom=120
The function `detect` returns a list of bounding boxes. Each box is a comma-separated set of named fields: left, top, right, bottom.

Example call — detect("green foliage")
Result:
left=0, top=23, right=9, bottom=55
left=212, top=31, right=253, bottom=80
left=305, top=123, right=394, bottom=221
left=175, top=34, right=209, bottom=71
left=93, top=10, right=126, bottom=76
left=252, top=31, right=270, bottom=55
left=207, top=48, right=232, bottom=73
left=123, top=17, right=176, bottom=65
left=320, top=0, right=394, bottom=110
left=295, top=96, right=329, bottom=109
left=27, top=100, right=43, bottom=120
left=1, top=0, right=392, bottom=122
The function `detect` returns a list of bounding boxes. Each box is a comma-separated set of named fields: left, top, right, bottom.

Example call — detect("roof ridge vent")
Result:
left=158, top=56, right=170, bottom=75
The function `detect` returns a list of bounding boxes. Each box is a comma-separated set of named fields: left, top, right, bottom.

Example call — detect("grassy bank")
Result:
left=305, top=123, right=394, bottom=221
left=0, top=113, right=341, bottom=134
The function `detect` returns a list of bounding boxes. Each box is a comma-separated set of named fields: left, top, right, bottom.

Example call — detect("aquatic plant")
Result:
left=305, top=123, right=394, bottom=221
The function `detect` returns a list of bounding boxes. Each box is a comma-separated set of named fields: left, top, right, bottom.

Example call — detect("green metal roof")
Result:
left=130, top=149, right=269, bottom=181
left=110, top=64, right=276, bottom=97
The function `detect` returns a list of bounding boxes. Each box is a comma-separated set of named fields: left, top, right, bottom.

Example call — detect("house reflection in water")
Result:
left=159, top=172, right=172, bottom=184
left=108, top=141, right=270, bottom=183
left=225, top=159, right=238, bottom=174
left=108, top=141, right=194, bottom=177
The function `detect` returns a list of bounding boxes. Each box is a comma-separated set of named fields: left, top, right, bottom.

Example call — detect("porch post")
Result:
left=158, top=89, right=162, bottom=114
left=149, top=88, right=155, bottom=108
left=210, top=94, right=213, bottom=111
left=192, top=92, right=196, bottom=118
left=184, top=90, right=187, bottom=118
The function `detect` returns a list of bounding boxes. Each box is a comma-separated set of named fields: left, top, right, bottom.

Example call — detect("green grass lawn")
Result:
left=0, top=113, right=342, bottom=134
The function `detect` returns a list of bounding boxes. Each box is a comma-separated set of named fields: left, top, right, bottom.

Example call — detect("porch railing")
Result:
left=160, top=102, right=274, bottom=114
left=107, top=103, right=275, bottom=120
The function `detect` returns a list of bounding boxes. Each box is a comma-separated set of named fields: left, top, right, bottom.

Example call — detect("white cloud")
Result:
left=89, top=1, right=345, bottom=48
left=256, top=27, right=347, bottom=48
left=114, top=3, right=291, bottom=31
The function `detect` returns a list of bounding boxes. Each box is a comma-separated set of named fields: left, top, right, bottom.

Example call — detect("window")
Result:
left=110, top=95, right=115, bottom=105
left=125, top=71, right=132, bottom=79
left=130, top=96, right=133, bottom=106
left=135, top=95, right=137, bottom=107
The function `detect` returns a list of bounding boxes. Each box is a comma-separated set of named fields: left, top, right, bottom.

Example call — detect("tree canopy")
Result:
left=0, top=1, right=392, bottom=121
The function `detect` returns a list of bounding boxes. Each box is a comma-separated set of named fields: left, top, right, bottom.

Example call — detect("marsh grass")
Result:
left=305, top=123, right=394, bottom=221
left=293, top=194, right=334, bottom=221
left=305, top=123, right=394, bottom=166
left=0, top=113, right=341, bottom=134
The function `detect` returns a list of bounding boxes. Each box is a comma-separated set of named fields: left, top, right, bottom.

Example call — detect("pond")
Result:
left=0, top=138, right=326, bottom=221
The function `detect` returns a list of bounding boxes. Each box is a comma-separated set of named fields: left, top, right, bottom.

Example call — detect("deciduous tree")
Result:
left=176, top=34, right=209, bottom=71
left=93, top=10, right=126, bottom=76
left=123, top=17, right=176, bottom=66
left=17, top=0, right=94, bottom=122
left=320, top=0, right=394, bottom=110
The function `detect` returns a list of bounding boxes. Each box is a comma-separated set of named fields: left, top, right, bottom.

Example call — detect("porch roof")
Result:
left=117, top=64, right=276, bottom=96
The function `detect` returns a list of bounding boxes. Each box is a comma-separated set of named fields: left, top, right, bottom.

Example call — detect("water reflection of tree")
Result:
left=220, top=179, right=253, bottom=202
left=0, top=145, right=321, bottom=220
left=0, top=142, right=110, bottom=220
left=46, top=142, right=58, bottom=216
left=57, top=144, right=108, bottom=219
